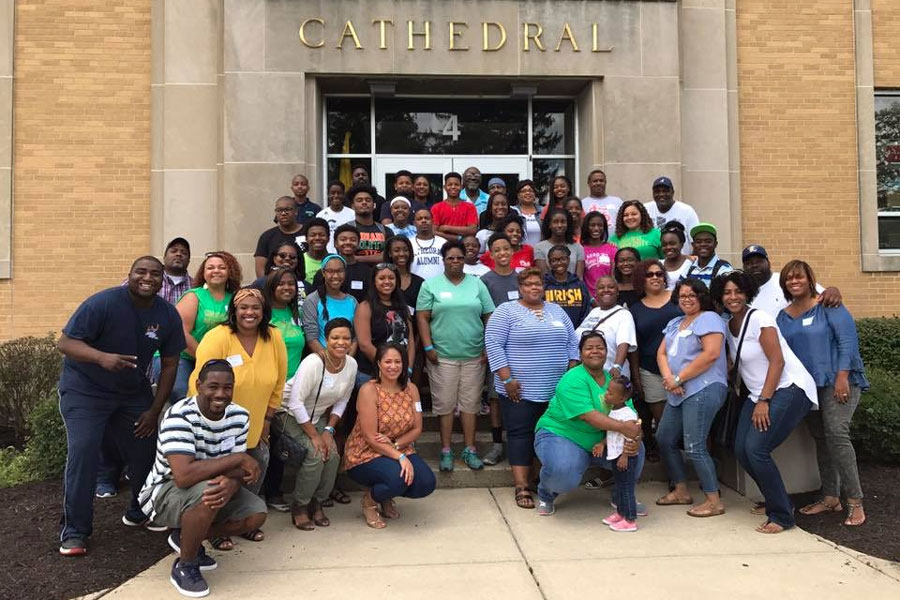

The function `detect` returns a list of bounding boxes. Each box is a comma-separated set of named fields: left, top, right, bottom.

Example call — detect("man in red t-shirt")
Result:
left=431, top=172, right=478, bottom=242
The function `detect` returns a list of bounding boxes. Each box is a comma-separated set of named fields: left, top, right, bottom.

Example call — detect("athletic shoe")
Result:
left=266, top=496, right=291, bottom=512
left=170, top=558, right=209, bottom=598
left=439, top=451, right=454, bottom=472
left=608, top=518, right=638, bottom=532
left=122, top=511, right=168, bottom=532
left=602, top=512, right=624, bottom=526
left=95, top=482, right=117, bottom=498
left=482, top=443, right=505, bottom=466
left=460, top=447, right=484, bottom=470
left=59, top=537, right=87, bottom=556
left=168, top=529, right=217, bottom=571
left=610, top=500, right=649, bottom=517
left=536, top=499, right=555, bottom=516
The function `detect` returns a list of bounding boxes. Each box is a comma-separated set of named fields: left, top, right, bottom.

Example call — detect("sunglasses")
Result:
left=204, top=251, right=226, bottom=258
left=644, top=271, right=665, bottom=279
left=276, top=252, right=298, bottom=260
left=375, top=262, right=398, bottom=271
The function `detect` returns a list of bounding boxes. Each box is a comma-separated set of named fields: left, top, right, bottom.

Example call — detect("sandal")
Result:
left=843, top=502, right=866, bottom=527
left=291, top=504, right=314, bottom=531
left=330, top=488, right=352, bottom=505
left=209, top=536, right=234, bottom=551
left=755, top=520, right=786, bottom=534
left=309, top=499, right=330, bottom=527
left=750, top=501, right=767, bottom=515
left=361, top=491, right=386, bottom=529
left=656, top=493, right=694, bottom=506
left=687, top=504, right=726, bottom=518
left=381, top=499, right=400, bottom=520
left=515, top=487, right=535, bottom=509
left=799, top=499, right=842, bottom=516
left=241, top=528, right=265, bottom=542
left=583, top=476, right=611, bottom=490
left=320, top=497, right=335, bottom=508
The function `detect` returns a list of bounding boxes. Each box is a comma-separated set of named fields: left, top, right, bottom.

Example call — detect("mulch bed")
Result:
left=0, top=464, right=896, bottom=599
left=792, top=463, right=900, bottom=563
left=0, top=480, right=170, bottom=600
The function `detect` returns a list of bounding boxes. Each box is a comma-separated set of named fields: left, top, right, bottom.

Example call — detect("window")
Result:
left=875, top=92, right=900, bottom=251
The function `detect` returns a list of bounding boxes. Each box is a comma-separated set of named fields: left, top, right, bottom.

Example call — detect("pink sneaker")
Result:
left=602, top=512, right=624, bottom=526
left=608, top=518, right=638, bottom=532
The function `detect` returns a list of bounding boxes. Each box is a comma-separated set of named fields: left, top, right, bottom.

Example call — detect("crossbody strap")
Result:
left=308, top=358, right=327, bottom=425
left=589, top=307, right=624, bottom=332
left=730, top=308, right=757, bottom=388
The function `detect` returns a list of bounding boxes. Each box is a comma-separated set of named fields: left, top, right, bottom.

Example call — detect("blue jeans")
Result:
left=734, top=384, right=812, bottom=528
left=533, top=428, right=645, bottom=503
left=656, top=382, right=727, bottom=494
left=171, top=357, right=194, bottom=404
left=59, top=391, right=157, bottom=541
left=613, top=453, right=639, bottom=521
left=347, top=454, right=436, bottom=503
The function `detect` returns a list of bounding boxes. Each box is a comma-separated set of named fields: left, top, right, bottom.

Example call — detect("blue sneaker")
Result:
left=460, top=447, right=484, bottom=470
left=439, top=451, right=454, bottom=472
left=170, top=557, right=209, bottom=598
left=95, top=482, right=117, bottom=498
left=536, top=499, right=555, bottom=516
left=168, top=529, right=217, bottom=571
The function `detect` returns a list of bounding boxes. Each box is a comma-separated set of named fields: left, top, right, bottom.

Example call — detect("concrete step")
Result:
left=420, top=411, right=494, bottom=432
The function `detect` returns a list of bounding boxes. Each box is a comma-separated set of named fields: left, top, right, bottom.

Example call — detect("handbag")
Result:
left=273, top=360, right=327, bottom=467
left=711, top=308, right=756, bottom=449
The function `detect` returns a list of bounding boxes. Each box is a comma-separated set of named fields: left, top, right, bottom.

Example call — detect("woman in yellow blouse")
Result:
left=189, top=287, right=287, bottom=548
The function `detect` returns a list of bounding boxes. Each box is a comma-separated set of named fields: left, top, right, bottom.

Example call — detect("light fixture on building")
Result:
left=368, top=80, right=397, bottom=97
left=510, top=84, right=538, bottom=98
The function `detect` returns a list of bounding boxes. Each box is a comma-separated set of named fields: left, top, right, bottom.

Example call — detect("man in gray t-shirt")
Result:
left=480, top=233, right=521, bottom=307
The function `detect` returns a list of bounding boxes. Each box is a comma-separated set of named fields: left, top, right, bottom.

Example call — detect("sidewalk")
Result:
left=101, top=482, right=900, bottom=600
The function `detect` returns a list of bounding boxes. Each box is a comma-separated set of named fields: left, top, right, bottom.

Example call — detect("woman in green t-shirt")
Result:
left=533, top=331, right=644, bottom=516
left=610, top=200, right=663, bottom=260
left=172, top=251, right=241, bottom=402
left=264, top=268, right=306, bottom=378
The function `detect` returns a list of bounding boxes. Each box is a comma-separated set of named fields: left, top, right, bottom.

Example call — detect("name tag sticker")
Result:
left=408, top=305, right=416, bottom=316
left=350, top=280, right=363, bottom=290
left=294, top=235, right=306, bottom=246
left=226, top=354, right=243, bottom=367
left=439, top=291, right=453, bottom=299
left=507, top=290, right=520, bottom=300
left=677, top=330, right=693, bottom=339
left=415, top=401, right=422, bottom=413
left=802, top=317, right=815, bottom=327
left=551, top=320, right=565, bottom=327
left=322, top=375, right=336, bottom=389
left=221, top=437, right=235, bottom=452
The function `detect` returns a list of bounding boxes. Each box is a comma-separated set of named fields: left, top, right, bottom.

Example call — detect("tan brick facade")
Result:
left=873, top=0, right=900, bottom=87
left=0, top=0, right=151, bottom=339
left=738, top=0, right=900, bottom=317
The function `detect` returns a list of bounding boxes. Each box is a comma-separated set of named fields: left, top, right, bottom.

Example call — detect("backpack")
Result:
left=685, top=258, right=731, bottom=283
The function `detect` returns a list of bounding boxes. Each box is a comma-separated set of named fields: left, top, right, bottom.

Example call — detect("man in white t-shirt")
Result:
left=580, top=169, right=623, bottom=231
left=410, top=208, right=446, bottom=280
left=743, top=245, right=841, bottom=316
left=645, top=176, right=699, bottom=254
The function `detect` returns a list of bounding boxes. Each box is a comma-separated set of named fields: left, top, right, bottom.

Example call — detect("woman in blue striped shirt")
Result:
left=485, top=268, right=580, bottom=509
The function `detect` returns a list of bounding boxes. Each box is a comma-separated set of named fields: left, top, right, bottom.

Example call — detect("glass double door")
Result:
left=374, top=156, right=529, bottom=206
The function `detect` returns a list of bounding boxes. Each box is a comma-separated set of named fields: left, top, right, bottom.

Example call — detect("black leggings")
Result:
left=499, top=396, right=548, bottom=467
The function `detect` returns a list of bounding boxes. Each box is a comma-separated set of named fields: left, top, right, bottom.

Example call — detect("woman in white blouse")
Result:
left=711, top=272, right=817, bottom=534
left=277, top=317, right=358, bottom=531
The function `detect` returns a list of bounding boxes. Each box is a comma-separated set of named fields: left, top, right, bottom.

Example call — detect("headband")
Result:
left=233, top=287, right=264, bottom=305
left=321, top=253, right=347, bottom=267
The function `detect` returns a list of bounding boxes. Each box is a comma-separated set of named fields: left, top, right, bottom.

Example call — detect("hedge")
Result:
left=852, top=367, right=900, bottom=464
left=856, top=317, right=900, bottom=376
left=0, top=334, right=62, bottom=444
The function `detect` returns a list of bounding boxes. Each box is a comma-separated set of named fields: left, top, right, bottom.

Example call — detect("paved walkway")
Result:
left=101, top=482, right=900, bottom=600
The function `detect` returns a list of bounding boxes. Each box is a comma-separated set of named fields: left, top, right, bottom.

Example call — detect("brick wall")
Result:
left=873, top=0, right=900, bottom=87
left=737, top=0, right=900, bottom=318
left=0, top=0, right=151, bottom=340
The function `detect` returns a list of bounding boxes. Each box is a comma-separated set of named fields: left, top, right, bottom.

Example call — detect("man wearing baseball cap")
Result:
left=645, top=176, right=699, bottom=254
left=684, top=223, right=733, bottom=287
left=742, top=244, right=842, bottom=316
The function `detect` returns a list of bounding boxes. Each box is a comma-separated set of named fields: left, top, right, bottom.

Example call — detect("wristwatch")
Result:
left=673, top=375, right=683, bottom=386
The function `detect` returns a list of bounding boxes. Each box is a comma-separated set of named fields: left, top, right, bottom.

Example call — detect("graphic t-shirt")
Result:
left=543, top=273, right=592, bottom=328
left=355, top=221, right=393, bottom=259
left=645, top=200, right=699, bottom=254
left=583, top=243, right=618, bottom=295
left=358, top=306, right=411, bottom=375
left=410, top=236, right=447, bottom=280
left=580, top=195, right=623, bottom=231
left=316, top=206, right=355, bottom=253
left=610, top=228, right=663, bottom=260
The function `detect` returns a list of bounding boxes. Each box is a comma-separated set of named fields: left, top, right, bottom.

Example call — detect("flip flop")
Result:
left=687, top=505, right=726, bottom=518
left=656, top=494, right=694, bottom=506
left=750, top=501, right=766, bottom=515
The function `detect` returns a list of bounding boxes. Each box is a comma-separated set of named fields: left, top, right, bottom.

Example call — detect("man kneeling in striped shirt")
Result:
left=139, top=359, right=268, bottom=598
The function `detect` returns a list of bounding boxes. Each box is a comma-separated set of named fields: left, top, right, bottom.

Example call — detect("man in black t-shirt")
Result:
left=349, top=184, right=393, bottom=265
left=255, top=196, right=306, bottom=277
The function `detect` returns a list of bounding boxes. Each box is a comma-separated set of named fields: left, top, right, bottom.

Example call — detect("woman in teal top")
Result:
left=533, top=331, right=644, bottom=516
left=301, top=254, right=359, bottom=356
left=172, top=251, right=241, bottom=401
left=265, top=267, right=306, bottom=377
left=610, top=200, right=663, bottom=260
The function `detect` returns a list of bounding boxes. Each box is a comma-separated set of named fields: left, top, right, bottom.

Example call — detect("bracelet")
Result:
left=407, top=367, right=413, bottom=375
left=612, top=363, right=623, bottom=372
left=424, top=344, right=435, bottom=352
left=393, top=442, right=400, bottom=450
left=323, top=425, right=336, bottom=435
left=397, top=453, right=407, bottom=462
left=673, top=374, right=683, bottom=386
left=502, top=376, right=515, bottom=385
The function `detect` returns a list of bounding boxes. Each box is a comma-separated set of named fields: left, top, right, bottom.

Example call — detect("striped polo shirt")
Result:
left=138, top=396, right=249, bottom=519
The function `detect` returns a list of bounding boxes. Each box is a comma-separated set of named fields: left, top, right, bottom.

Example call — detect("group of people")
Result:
left=55, top=165, right=869, bottom=598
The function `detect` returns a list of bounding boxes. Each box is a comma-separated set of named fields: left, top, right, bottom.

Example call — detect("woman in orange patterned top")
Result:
left=342, top=343, right=436, bottom=528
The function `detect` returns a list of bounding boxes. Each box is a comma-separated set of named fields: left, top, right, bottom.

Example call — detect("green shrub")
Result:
left=0, top=393, right=67, bottom=488
left=0, top=334, right=63, bottom=443
left=852, top=367, right=900, bottom=465
left=856, top=317, right=900, bottom=376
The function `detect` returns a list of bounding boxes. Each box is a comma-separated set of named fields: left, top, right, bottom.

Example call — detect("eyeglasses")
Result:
left=444, top=255, right=465, bottom=262
left=276, top=252, right=298, bottom=260
left=678, top=293, right=698, bottom=301
left=274, top=207, right=296, bottom=214
left=645, top=271, right=665, bottom=279
left=375, top=262, right=398, bottom=271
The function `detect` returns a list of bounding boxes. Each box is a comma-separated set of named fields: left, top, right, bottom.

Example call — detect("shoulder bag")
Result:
left=711, top=308, right=756, bottom=449
left=273, top=359, right=327, bottom=467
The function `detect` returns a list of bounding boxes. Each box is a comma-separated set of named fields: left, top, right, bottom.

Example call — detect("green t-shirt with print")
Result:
left=416, top=274, right=495, bottom=360
left=610, top=228, right=663, bottom=260
left=536, top=365, right=616, bottom=452
left=270, top=306, right=306, bottom=378
left=180, top=287, right=232, bottom=361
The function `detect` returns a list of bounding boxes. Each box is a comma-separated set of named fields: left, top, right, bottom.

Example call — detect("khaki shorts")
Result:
left=150, top=479, right=267, bottom=528
left=427, top=357, right=485, bottom=416
left=639, top=368, right=667, bottom=404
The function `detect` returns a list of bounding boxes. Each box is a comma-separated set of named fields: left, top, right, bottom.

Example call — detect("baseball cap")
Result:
left=165, top=237, right=191, bottom=253
left=652, top=176, right=674, bottom=190
left=487, top=177, right=506, bottom=188
left=690, top=223, right=718, bottom=238
left=742, top=244, right=769, bottom=261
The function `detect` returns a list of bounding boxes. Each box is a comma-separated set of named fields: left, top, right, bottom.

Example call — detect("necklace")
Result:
left=324, top=351, right=346, bottom=373
left=521, top=301, right=544, bottom=321
left=415, top=236, right=436, bottom=250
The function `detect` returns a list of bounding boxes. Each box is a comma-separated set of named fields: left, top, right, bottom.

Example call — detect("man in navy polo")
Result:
left=57, top=256, right=185, bottom=556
